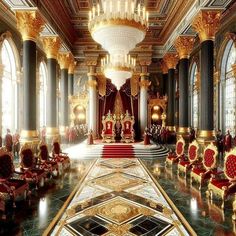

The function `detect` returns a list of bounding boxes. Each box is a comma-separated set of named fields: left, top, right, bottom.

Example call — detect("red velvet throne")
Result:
left=120, top=110, right=135, bottom=143
left=101, top=111, right=116, bottom=143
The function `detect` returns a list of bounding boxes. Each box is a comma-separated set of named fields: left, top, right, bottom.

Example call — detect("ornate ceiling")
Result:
left=1, top=0, right=235, bottom=63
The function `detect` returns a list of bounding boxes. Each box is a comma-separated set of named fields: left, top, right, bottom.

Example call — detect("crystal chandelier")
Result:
left=88, top=0, right=148, bottom=89
left=101, top=54, right=136, bottom=89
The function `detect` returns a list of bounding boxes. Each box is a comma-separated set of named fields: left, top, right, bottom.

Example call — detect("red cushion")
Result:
left=192, top=168, right=205, bottom=175
left=189, top=145, right=197, bottom=161
left=176, top=142, right=184, bottom=156
left=53, top=142, right=60, bottom=155
left=21, top=149, right=34, bottom=168
left=105, top=121, right=113, bottom=135
left=7, top=179, right=27, bottom=189
left=203, top=149, right=216, bottom=168
left=179, top=160, right=190, bottom=166
left=211, top=179, right=230, bottom=189
left=225, top=154, right=236, bottom=179
left=40, top=145, right=49, bottom=161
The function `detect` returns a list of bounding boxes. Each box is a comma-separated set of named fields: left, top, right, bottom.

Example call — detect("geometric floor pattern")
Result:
left=47, top=158, right=196, bottom=236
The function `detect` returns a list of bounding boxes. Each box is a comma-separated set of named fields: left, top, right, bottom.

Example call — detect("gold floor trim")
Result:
left=139, top=159, right=197, bottom=236
left=42, top=160, right=96, bottom=236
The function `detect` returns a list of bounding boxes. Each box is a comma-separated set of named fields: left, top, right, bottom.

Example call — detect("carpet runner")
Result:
left=47, top=158, right=196, bottom=236
left=102, top=144, right=135, bottom=158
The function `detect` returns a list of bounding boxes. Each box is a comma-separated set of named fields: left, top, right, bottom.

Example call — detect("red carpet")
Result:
left=102, top=145, right=135, bottom=158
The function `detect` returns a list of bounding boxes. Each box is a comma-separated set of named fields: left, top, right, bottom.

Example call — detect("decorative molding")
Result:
left=160, top=60, right=168, bottom=74
left=57, top=52, right=73, bottom=70
left=139, top=79, right=151, bottom=89
left=97, top=74, right=106, bottom=97
left=41, top=36, right=61, bottom=59
left=192, top=10, right=221, bottom=42
left=214, top=70, right=220, bottom=85
left=15, top=10, right=45, bottom=42
left=174, top=36, right=195, bottom=59
left=87, top=79, right=97, bottom=88
left=69, top=60, right=76, bottom=74
left=163, top=53, right=179, bottom=69
left=130, top=74, right=140, bottom=97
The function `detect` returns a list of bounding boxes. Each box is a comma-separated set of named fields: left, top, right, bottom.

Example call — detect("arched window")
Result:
left=39, top=61, right=48, bottom=128
left=190, top=62, right=198, bottom=129
left=1, top=39, right=18, bottom=134
left=221, top=40, right=236, bottom=136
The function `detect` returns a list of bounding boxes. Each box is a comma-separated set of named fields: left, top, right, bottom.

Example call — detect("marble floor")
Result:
left=0, top=142, right=236, bottom=236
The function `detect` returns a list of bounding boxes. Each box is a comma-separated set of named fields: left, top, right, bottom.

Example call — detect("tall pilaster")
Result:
left=69, top=60, right=76, bottom=96
left=163, top=53, right=179, bottom=131
left=174, top=36, right=195, bottom=139
left=192, top=10, right=221, bottom=143
left=15, top=10, right=45, bottom=143
left=58, top=52, right=73, bottom=137
left=42, top=36, right=61, bottom=141
left=0, top=64, right=3, bottom=140
left=87, top=62, right=98, bottom=138
left=139, top=63, right=151, bottom=136
left=160, top=60, right=168, bottom=96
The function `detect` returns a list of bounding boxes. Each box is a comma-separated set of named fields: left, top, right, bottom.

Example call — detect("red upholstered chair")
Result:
left=0, top=148, right=29, bottom=218
left=191, top=142, right=219, bottom=190
left=19, top=143, right=47, bottom=189
left=38, top=142, right=60, bottom=176
left=101, top=111, right=116, bottom=143
left=165, top=136, right=185, bottom=166
left=52, top=141, right=70, bottom=170
left=207, top=148, right=236, bottom=208
left=178, top=140, right=200, bottom=178
left=120, top=111, right=135, bottom=143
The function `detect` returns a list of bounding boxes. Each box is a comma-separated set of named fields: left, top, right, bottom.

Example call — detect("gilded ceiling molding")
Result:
left=69, top=60, right=77, bottom=74
left=15, top=10, right=45, bottom=42
left=41, top=36, right=61, bottom=59
left=192, top=10, right=221, bottom=42
left=174, top=36, right=195, bottom=59
left=160, top=60, right=168, bottom=74
left=163, top=53, right=179, bottom=69
left=58, top=52, right=73, bottom=70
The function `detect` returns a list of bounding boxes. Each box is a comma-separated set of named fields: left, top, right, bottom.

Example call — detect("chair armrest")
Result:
left=210, top=170, right=224, bottom=180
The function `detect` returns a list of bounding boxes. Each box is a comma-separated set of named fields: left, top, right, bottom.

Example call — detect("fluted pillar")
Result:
left=87, top=64, right=98, bottom=138
left=42, top=36, right=61, bottom=142
left=58, top=52, right=73, bottom=137
left=15, top=10, right=45, bottom=143
left=174, top=36, right=195, bottom=140
left=192, top=10, right=221, bottom=143
left=163, top=53, right=179, bottom=132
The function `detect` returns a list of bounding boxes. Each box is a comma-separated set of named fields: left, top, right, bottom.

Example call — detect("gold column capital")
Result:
left=15, top=10, right=45, bottom=42
left=88, top=79, right=97, bottom=88
left=58, top=52, right=73, bottom=70
left=69, top=60, right=77, bottom=74
left=139, top=79, right=151, bottom=89
left=192, top=10, right=221, bottom=42
left=163, top=53, right=179, bottom=70
left=160, top=60, right=168, bottom=74
left=174, top=36, right=195, bottom=59
left=41, top=36, right=61, bottom=59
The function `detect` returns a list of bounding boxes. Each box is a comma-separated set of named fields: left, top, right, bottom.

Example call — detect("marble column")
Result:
left=174, top=36, right=195, bottom=140
left=15, top=10, right=44, bottom=143
left=160, top=60, right=168, bottom=96
left=58, top=52, right=73, bottom=137
left=68, top=61, right=76, bottom=96
left=87, top=65, right=98, bottom=138
left=192, top=10, right=221, bottom=143
left=163, top=53, right=179, bottom=132
left=0, top=64, right=3, bottom=141
left=42, top=36, right=61, bottom=142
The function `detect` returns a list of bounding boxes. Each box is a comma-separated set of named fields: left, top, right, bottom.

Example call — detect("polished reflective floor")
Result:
left=0, top=143, right=236, bottom=236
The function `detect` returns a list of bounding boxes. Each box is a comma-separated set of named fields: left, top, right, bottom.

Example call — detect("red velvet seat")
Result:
left=19, top=143, right=47, bottom=189
left=178, top=140, right=199, bottom=177
left=0, top=148, right=29, bottom=219
left=121, top=111, right=135, bottom=143
left=38, top=142, right=60, bottom=176
left=207, top=148, right=236, bottom=209
left=101, top=111, right=116, bottom=143
left=52, top=141, right=70, bottom=170
left=191, top=142, right=218, bottom=190
left=166, top=136, right=185, bottom=166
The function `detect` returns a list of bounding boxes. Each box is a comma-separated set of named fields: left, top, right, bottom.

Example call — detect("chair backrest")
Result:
left=176, top=136, right=185, bottom=157
left=102, top=111, right=116, bottom=135
left=20, top=143, right=35, bottom=169
left=52, top=141, right=61, bottom=155
left=188, top=140, right=199, bottom=163
left=203, top=142, right=218, bottom=170
left=39, top=142, right=49, bottom=161
left=224, top=148, right=236, bottom=181
left=0, top=148, right=13, bottom=179
left=120, top=110, right=134, bottom=135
